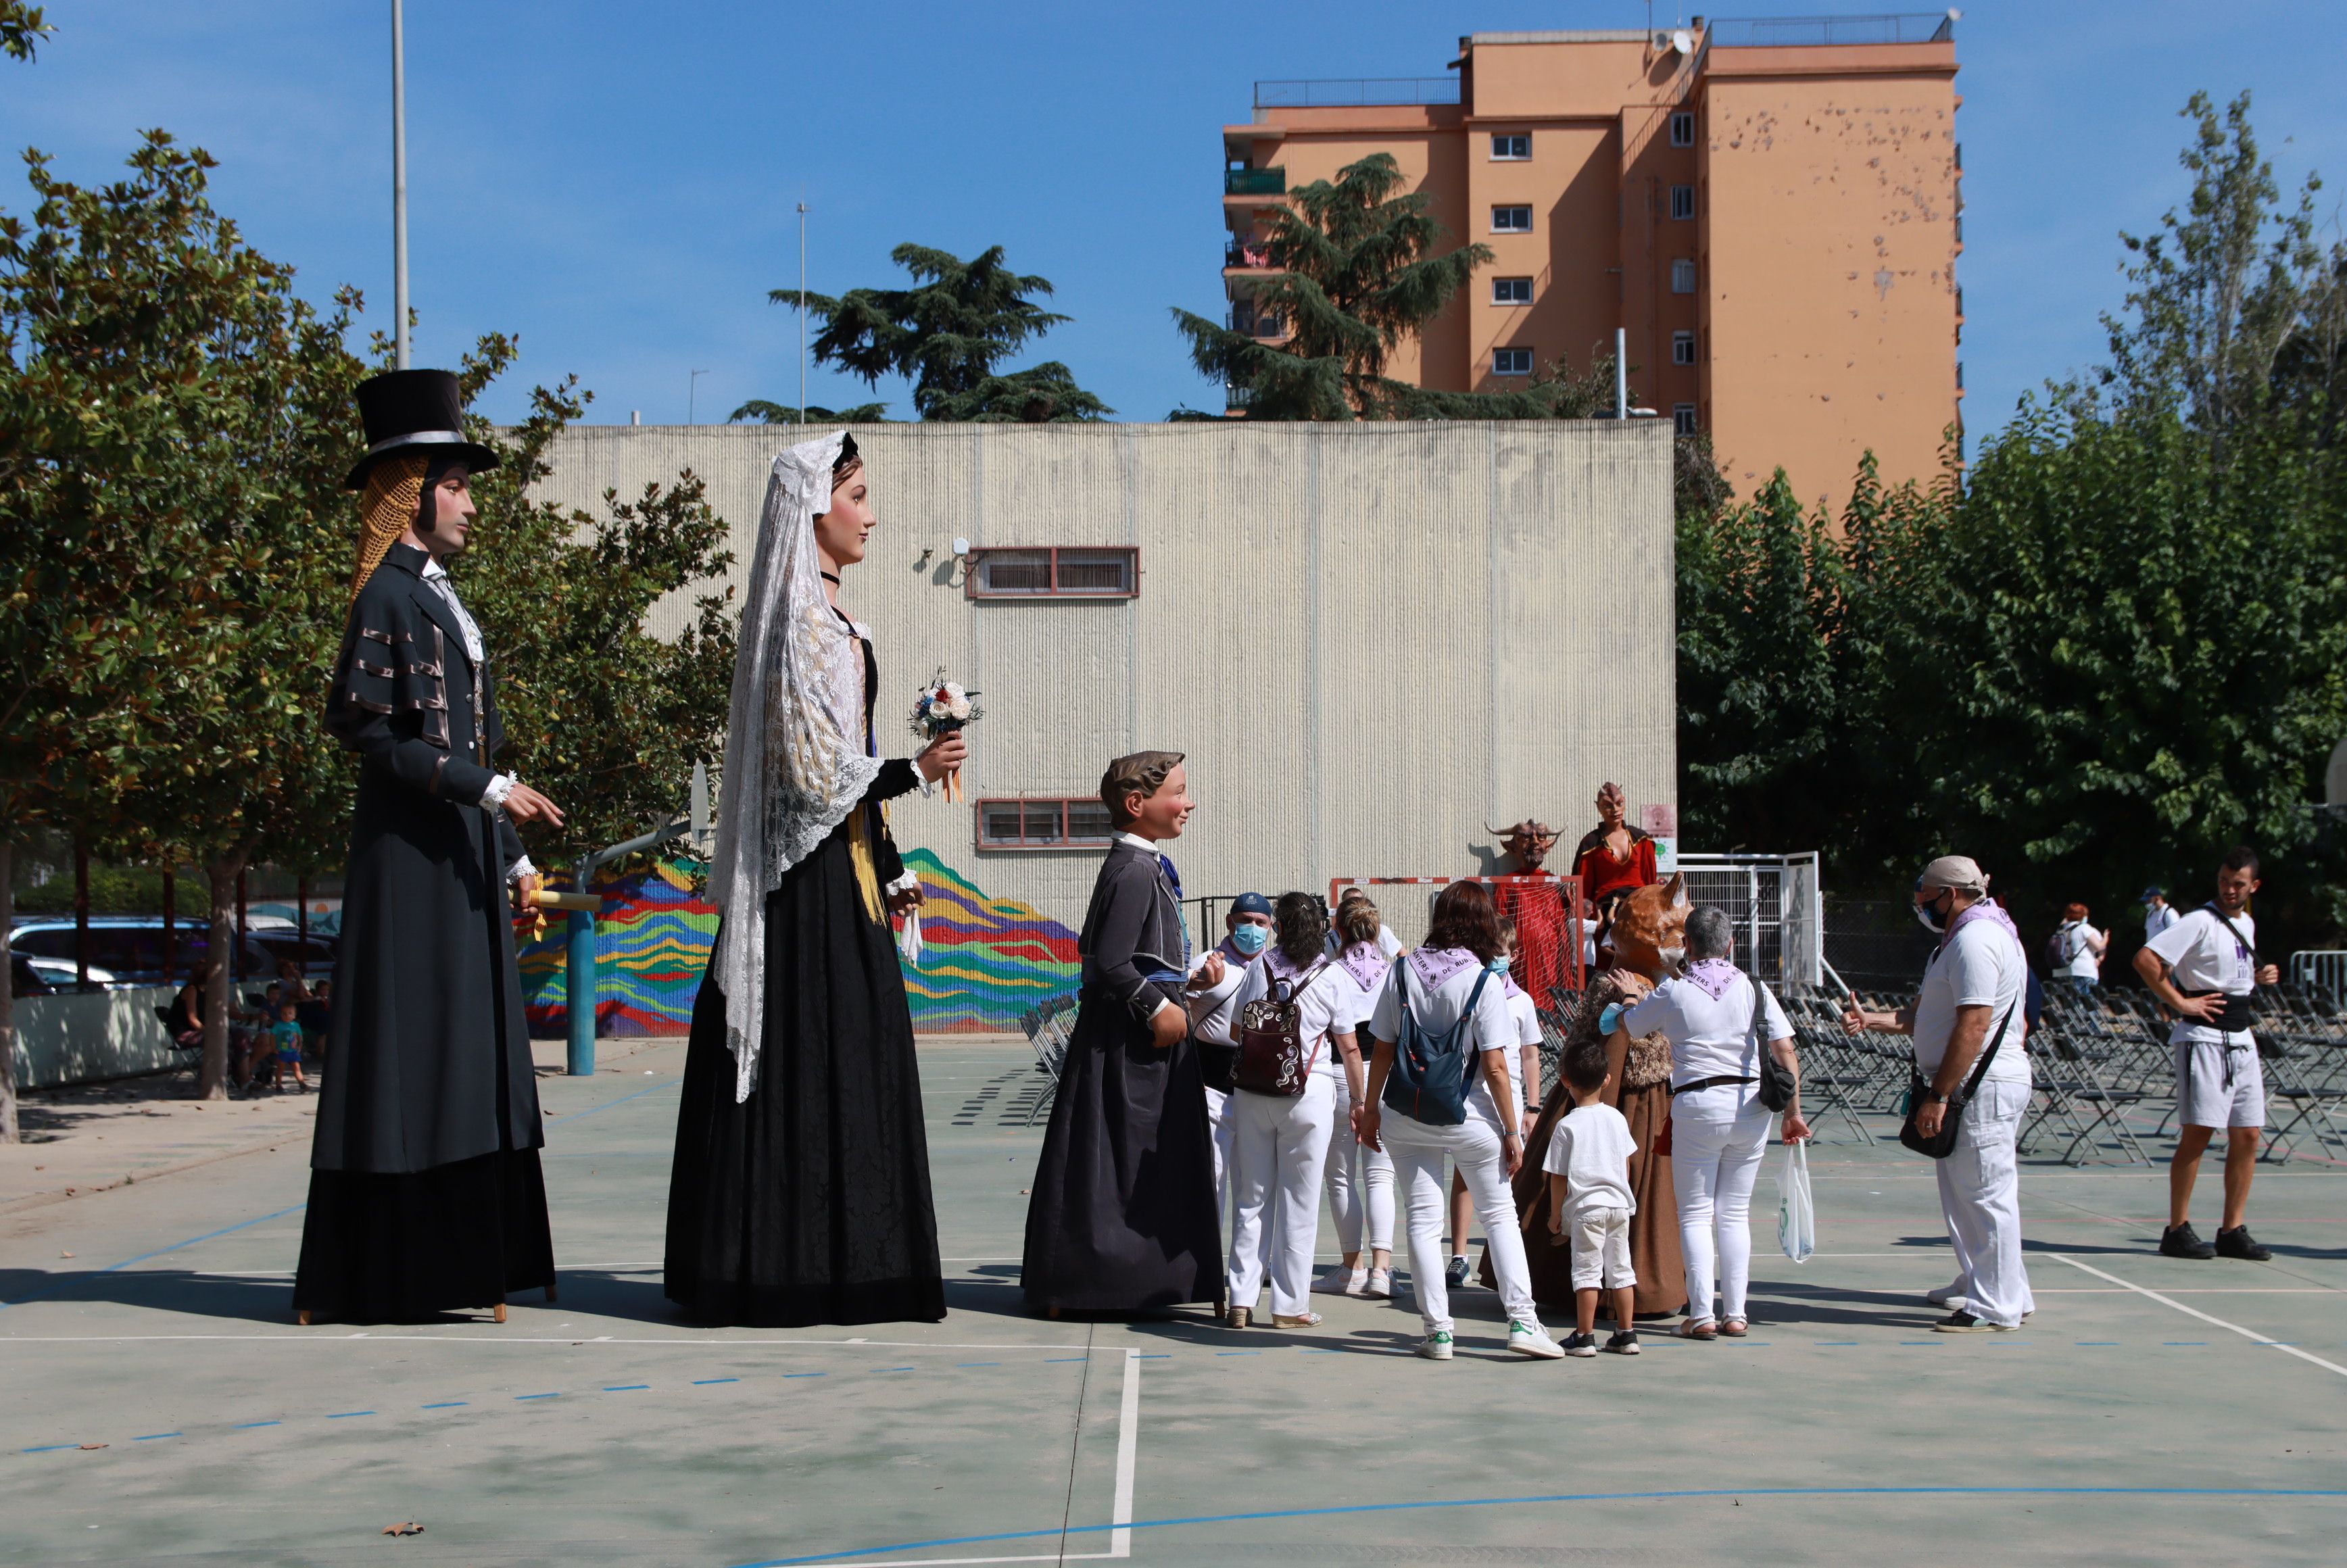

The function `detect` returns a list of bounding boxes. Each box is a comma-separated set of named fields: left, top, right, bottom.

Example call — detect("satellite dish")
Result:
left=1672, top=28, right=1696, bottom=54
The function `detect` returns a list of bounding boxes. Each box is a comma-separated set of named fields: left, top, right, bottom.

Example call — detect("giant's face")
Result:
left=1607, top=873, right=1689, bottom=978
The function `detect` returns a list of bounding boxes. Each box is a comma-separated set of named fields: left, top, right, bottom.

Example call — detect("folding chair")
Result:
left=2020, top=1016, right=2151, bottom=1166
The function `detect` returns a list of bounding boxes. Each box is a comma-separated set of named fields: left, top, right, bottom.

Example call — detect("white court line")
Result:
left=817, top=1348, right=1140, bottom=1567
left=2054, top=1256, right=2347, bottom=1379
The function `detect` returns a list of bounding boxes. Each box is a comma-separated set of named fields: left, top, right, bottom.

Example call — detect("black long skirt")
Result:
left=292, top=1150, right=555, bottom=1322
left=663, top=824, right=944, bottom=1327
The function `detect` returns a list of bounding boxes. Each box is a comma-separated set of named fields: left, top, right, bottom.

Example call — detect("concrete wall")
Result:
left=533, top=419, right=1676, bottom=938
left=13, top=985, right=180, bottom=1089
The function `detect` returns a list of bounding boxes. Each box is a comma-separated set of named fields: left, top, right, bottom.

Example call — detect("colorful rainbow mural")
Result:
left=521, top=848, right=1079, bottom=1036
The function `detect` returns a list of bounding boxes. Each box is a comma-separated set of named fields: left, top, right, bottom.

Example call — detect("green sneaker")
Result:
left=1416, top=1330, right=1454, bottom=1361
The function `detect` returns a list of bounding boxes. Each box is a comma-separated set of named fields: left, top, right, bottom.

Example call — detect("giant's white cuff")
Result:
left=482, top=771, right=519, bottom=808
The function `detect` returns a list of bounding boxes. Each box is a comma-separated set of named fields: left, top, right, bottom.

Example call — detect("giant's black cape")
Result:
left=294, top=543, right=553, bottom=1322
left=1020, top=840, right=1221, bottom=1313
left=663, top=616, right=942, bottom=1327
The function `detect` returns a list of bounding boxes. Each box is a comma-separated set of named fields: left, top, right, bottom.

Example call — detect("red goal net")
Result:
left=1328, top=875, right=1585, bottom=1002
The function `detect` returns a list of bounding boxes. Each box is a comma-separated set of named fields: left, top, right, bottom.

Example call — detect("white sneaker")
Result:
left=1416, top=1330, right=1454, bottom=1361
left=1362, top=1266, right=1393, bottom=1300
left=1508, top=1321, right=1566, bottom=1360
left=1926, top=1280, right=1962, bottom=1307
left=1312, top=1264, right=1363, bottom=1296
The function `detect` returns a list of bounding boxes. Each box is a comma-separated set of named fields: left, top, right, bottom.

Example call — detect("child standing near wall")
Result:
left=1545, top=1044, right=1639, bottom=1357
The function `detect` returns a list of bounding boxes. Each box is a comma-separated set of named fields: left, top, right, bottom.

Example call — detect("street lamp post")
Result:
left=798, top=201, right=808, bottom=425
left=688, top=368, right=708, bottom=425
left=391, top=0, right=410, bottom=370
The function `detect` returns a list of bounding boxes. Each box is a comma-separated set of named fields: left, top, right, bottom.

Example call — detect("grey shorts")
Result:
left=2173, top=1035, right=2265, bottom=1130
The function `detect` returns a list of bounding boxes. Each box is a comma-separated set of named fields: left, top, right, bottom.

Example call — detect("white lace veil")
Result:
left=708, top=433, right=882, bottom=1102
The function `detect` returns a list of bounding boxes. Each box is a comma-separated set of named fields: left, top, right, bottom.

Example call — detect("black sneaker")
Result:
left=2159, top=1223, right=2217, bottom=1260
left=1562, top=1330, right=1597, bottom=1358
left=1445, top=1256, right=1471, bottom=1288
left=1604, top=1329, right=1641, bottom=1355
left=1931, top=1310, right=2014, bottom=1333
left=2214, top=1225, right=2273, bottom=1261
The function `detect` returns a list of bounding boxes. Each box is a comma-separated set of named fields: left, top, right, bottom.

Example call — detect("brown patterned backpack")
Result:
left=1235, top=958, right=1334, bottom=1098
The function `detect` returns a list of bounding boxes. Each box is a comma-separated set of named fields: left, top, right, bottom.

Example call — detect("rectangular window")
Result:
left=1672, top=403, right=1699, bottom=437
left=1672, top=330, right=1696, bottom=366
left=977, top=798, right=1118, bottom=850
left=1491, top=205, right=1533, bottom=234
left=1670, top=258, right=1697, bottom=294
left=1490, top=132, right=1530, bottom=161
left=966, top=546, right=1140, bottom=600
left=1670, top=184, right=1695, bottom=221
left=1493, top=347, right=1534, bottom=377
left=1669, top=111, right=1695, bottom=147
left=1491, top=276, right=1533, bottom=305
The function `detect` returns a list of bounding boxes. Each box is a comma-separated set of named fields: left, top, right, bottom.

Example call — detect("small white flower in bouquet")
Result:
left=909, top=668, right=982, bottom=801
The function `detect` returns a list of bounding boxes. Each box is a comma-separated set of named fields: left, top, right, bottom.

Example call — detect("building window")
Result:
left=1670, top=111, right=1695, bottom=147
left=1672, top=330, right=1696, bottom=366
left=1672, top=403, right=1699, bottom=437
left=1490, top=132, right=1530, bottom=161
left=1670, top=258, right=1697, bottom=294
left=1492, top=276, right=1533, bottom=305
left=965, top=546, right=1140, bottom=600
left=1670, top=184, right=1696, bottom=221
left=1491, top=205, right=1533, bottom=234
left=1493, top=347, right=1534, bottom=377
left=977, top=798, right=1117, bottom=850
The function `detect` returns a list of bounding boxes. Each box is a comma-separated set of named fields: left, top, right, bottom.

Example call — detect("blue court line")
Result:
left=692, top=1377, right=740, bottom=1385
left=514, top=1393, right=560, bottom=1400
left=1898, top=1341, right=1942, bottom=1346
left=783, top=1373, right=825, bottom=1379
left=325, top=1411, right=374, bottom=1419
left=22, top=1444, right=78, bottom=1452
left=1814, top=1341, right=1858, bottom=1346
left=871, top=1367, right=915, bottom=1373
left=132, top=1432, right=179, bottom=1442
left=1042, top=1356, right=1086, bottom=1363
left=954, top=1363, right=1000, bottom=1368
left=736, top=1486, right=2347, bottom=1566
left=420, top=1402, right=467, bottom=1409
left=604, top=1385, right=650, bottom=1392
left=231, top=1421, right=281, bottom=1429
left=2164, top=1342, right=2207, bottom=1346
left=0, top=1202, right=309, bottom=1310
left=1136, top=1353, right=1171, bottom=1359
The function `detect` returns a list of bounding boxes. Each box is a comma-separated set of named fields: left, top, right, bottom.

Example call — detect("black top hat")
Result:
left=344, top=368, right=504, bottom=489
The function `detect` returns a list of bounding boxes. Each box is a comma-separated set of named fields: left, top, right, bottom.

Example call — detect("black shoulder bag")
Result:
left=1898, top=1002, right=2016, bottom=1160
left=1753, top=982, right=1797, bottom=1112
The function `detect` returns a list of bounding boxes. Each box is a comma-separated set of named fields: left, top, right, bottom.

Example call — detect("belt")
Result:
left=2183, top=990, right=2256, bottom=1032
left=1671, top=1074, right=1757, bottom=1096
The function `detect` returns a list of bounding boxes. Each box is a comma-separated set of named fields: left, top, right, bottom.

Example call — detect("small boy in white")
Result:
left=1543, top=1044, right=1640, bottom=1356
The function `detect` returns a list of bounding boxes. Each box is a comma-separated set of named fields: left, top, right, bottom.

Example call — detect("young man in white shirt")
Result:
left=2141, top=886, right=2178, bottom=943
left=1844, top=855, right=2034, bottom=1331
left=2134, top=848, right=2281, bottom=1261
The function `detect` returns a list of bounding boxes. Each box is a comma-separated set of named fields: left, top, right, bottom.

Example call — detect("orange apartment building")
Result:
left=1221, top=14, right=1963, bottom=512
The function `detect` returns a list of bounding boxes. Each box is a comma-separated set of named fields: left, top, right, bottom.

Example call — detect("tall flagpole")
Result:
left=391, top=0, right=410, bottom=370
left=797, top=201, right=808, bottom=424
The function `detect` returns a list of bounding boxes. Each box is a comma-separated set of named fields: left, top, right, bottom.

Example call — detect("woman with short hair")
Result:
left=1314, top=892, right=1397, bottom=1299
left=1357, top=882, right=1564, bottom=1362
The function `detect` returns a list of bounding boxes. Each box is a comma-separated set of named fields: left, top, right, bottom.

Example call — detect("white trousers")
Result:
left=1205, top=1085, right=1236, bottom=1233
left=1227, top=1077, right=1337, bottom=1317
left=1672, top=1103, right=1772, bottom=1323
left=1935, top=1077, right=2033, bottom=1327
left=1325, top=1077, right=1395, bottom=1254
left=1385, top=1116, right=1538, bottom=1336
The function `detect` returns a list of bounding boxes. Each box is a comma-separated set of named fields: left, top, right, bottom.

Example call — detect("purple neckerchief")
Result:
left=1263, top=947, right=1326, bottom=983
left=1944, top=899, right=2023, bottom=954
left=1501, top=973, right=1526, bottom=1002
left=1337, top=942, right=1390, bottom=994
left=1213, top=936, right=1251, bottom=969
left=1683, top=958, right=1740, bottom=1001
left=1407, top=946, right=1478, bottom=991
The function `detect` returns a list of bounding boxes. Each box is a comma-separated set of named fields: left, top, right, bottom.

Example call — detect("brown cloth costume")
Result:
left=1483, top=877, right=1688, bottom=1317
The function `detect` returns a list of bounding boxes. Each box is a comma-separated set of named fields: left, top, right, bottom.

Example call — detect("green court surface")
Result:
left=3, top=1039, right=2342, bottom=1565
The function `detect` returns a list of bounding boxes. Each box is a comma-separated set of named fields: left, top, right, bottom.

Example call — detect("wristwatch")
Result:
left=1922, top=1088, right=1950, bottom=1106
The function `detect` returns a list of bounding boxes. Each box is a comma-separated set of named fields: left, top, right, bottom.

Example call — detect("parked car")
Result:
left=252, top=930, right=339, bottom=983
left=11, top=951, right=55, bottom=998
left=7, top=916, right=283, bottom=989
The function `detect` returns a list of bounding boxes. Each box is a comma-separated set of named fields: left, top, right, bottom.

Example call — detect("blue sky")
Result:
left=4, top=1, right=2342, bottom=451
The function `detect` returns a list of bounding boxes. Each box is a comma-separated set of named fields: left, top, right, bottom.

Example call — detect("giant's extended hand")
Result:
left=504, top=782, right=566, bottom=828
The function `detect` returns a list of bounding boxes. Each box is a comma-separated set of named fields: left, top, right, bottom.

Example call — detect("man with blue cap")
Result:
left=2142, top=885, right=2178, bottom=943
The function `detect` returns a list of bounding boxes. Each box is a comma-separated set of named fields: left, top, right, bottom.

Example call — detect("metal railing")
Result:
left=1254, top=78, right=1461, bottom=109
left=1224, top=168, right=1286, bottom=197
left=1678, top=852, right=1822, bottom=987
left=1707, top=11, right=1956, bottom=48
left=2292, top=950, right=2347, bottom=999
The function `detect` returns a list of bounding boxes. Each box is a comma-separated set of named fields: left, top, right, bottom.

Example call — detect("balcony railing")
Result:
left=1706, top=11, right=1956, bottom=47
left=1224, top=240, right=1275, bottom=269
left=1225, top=168, right=1286, bottom=197
left=1253, top=77, right=1461, bottom=109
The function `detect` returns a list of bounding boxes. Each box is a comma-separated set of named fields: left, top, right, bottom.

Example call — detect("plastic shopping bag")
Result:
left=1776, top=1140, right=1816, bottom=1263
left=894, top=907, right=923, bottom=966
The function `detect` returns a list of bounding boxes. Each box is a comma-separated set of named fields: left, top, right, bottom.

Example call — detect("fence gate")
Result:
left=1677, top=854, right=1821, bottom=988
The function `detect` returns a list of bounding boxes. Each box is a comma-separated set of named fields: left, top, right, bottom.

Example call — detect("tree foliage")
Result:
left=783, top=243, right=1110, bottom=422
left=727, top=398, right=890, bottom=425
left=1, top=1, right=49, bottom=62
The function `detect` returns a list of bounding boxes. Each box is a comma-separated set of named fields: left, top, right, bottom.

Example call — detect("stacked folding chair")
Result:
left=1023, top=992, right=1079, bottom=1127
left=1774, top=983, right=1881, bottom=1143
left=2250, top=983, right=2347, bottom=1162
left=2020, top=989, right=2152, bottom=1165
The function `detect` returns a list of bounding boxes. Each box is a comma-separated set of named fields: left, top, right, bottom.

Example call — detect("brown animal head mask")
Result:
left=1607, top=873, right=1689, bottom=979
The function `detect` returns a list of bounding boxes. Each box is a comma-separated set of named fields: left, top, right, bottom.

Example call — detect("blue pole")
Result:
left=566, top=905, right=596, bottom=1076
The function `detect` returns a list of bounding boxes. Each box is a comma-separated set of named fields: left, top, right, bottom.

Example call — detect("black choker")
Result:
left=820, top=572, right=841, bottom=585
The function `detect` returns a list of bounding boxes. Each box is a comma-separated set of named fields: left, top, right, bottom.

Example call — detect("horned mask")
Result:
left=1493, top=818, right=1560, bottom=871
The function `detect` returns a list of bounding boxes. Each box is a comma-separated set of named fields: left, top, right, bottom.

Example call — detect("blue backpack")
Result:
left=1381, top=959, right=1495, bottom=1127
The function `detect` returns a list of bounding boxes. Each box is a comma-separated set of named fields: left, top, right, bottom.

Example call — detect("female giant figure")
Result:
left=664, top=433, right=965, bottom=1327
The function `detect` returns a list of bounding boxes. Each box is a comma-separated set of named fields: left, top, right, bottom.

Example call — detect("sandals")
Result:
left=1719, top=1319, right=1749, bottom=1338
left=1678, top=1318, right=1718, bottom=1340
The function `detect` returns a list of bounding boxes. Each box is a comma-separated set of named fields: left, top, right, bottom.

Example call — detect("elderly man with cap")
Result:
left=1185, top=892, right=1274, bottom=1229
left=293, top=369, right=566, bottom=1325
left=1843, top=855, right=2035, bottom=1331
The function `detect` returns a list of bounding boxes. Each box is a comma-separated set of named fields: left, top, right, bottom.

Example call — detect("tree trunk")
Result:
left=199, top=851, right=248, bottom=1100
left=0, top=838, right=18, bottom=1144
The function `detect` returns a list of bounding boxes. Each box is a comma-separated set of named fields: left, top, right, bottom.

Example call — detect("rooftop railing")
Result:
left=1707, top=11, right=1956, bottom=47
left=1253, top=77, right=1461, bottom=109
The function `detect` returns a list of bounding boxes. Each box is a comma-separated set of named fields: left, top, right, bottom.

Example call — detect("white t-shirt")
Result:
left=2144, top=902, right=2179, bottom=941
left=1503, top=983, right=1542, bottom=1116
left=2145, top=906, right=2258, bottom=1046
left=1232, top=950, right=1370, bottom=1086
left=1368, top=948, right=1517, bottom=1135
left=1541, top=1102, right=1638, bottom=1219
left=1185, top=941, right=1252, bottom=1046
left=1326, top=926, right=1403, bottom=962
left=1622, top=966, right=1792, bottom=1114
left=2052, top=920, right=2102, bottom=980
left=1911, top=914, right=2031, bottom=1085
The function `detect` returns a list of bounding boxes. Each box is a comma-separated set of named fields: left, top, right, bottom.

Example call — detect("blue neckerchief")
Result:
left=1158, top=854, right=1182, bottom=899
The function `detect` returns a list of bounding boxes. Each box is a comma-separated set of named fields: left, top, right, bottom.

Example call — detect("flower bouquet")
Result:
left=909, top=668, right=982, bottom=802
